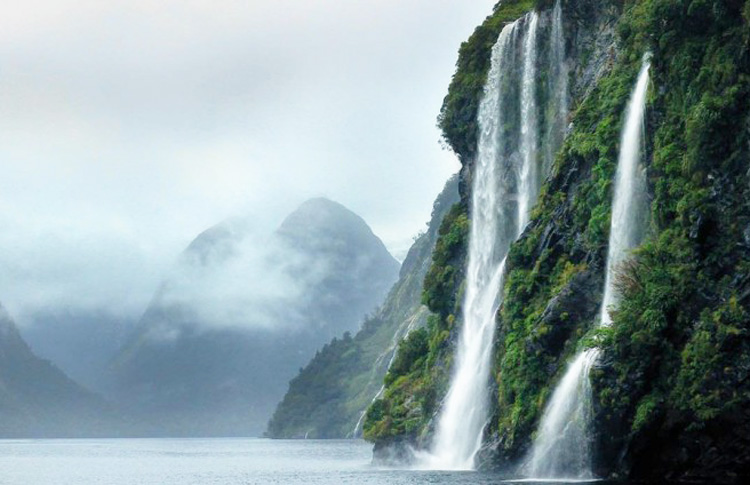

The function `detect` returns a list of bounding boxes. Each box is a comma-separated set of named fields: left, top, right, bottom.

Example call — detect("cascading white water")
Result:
left=599, top=60, right=651, bottom=326
left=525, top=60, right=651, bottom=479
left=422, top=12, right=542, bottom=471
left=526, top=349, right=599, bottom=478
left=422, top=20, right=519, bottom=470
left=544, top=0, right=569, bottom=175
left=518, top=12, right=540, bottom=229
left=414, top=2, right=570, bottom=469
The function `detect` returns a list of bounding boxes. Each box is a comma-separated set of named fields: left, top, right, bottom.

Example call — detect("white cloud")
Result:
left=0, top=0, right=495, bottom=324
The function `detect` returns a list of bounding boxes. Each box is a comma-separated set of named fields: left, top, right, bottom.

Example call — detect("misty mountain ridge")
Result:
left=0, top=303, right=124, bottom=437
left=267, top=175, right=460, bottom=439
left=18, top=308, right=129, bottom=394
left=112, top=197, right=400, bottom=436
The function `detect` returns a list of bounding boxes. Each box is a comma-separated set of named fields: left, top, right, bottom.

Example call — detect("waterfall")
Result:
left=518, top=12, right=540, bottom=229
left=423, top=19, right=519, bottom=470
left=544, top=0, right=569, bottom=175
left=420, top=11, right=541, bottom=471
left=526, top=349, right=599, bottom=478
left=413, top=1, right=569, bottom=469
left=351, top=311, right=426, bottom=438
left=525, top=60, right=651, bottom=479
left=599, top=60, right=651, bottom=326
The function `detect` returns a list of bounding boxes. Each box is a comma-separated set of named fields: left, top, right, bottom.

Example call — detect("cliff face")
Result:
left=266, top=175, right=459, bottom=439
left=365, top=0, right=750, bottom=481
left=591, top=1, right=750, bottom=480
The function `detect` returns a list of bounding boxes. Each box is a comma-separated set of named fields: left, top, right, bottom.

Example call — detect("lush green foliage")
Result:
left=438, top=0, right=537, bottom=161
left=385, top=328, right=429, bottom=387
left=368, top=0, right=750, bottom=477
left=422, top=203, right=470, bottom=316
left=593, top=1, right=750, bottom=472
left=266, top=332, right=363, bottom=438
left=491, top=46, right=649, bottom=454
left=363, top=203, right=469, bottom=443
left=492, top=0, right=750, bottom=469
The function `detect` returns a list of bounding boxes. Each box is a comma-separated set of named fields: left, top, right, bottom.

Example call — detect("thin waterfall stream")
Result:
left=525, top=59, right=651, bottom=479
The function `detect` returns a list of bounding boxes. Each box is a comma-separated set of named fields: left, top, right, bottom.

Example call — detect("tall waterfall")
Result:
left=420, top=3, right=571, bottom=468
left=525, top=60, right=651, bottom=479
left=424, top=18, right=523, bottom=470
left=518, top=12, right=539, bottom=229
left=544, top=0, right=568, bottom=175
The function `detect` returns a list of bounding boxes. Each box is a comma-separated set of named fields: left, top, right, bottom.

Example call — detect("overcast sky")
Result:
left=0, top=0, right=495, bottom=324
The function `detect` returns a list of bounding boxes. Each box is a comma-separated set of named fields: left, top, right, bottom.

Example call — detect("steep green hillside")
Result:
left=266, top=176, right=459, bottom=438
left=365, top=0, right=750, bottom=481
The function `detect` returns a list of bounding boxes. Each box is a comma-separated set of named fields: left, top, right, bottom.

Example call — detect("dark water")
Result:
left=0, top=438, right=613, bottom=484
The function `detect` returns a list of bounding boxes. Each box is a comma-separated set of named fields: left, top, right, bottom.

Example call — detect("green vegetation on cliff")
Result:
left=592, top=0, right=750, bottom=479
left=363, top=201, right=469, bottom=445
left=366, top=0, right=750, bottom=480
left=438, top=0, right=536, bottom=162
left=493, top=38, right=645, bottom=459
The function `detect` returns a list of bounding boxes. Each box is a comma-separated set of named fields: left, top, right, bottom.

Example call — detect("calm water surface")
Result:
left=0, top=438, right=607, bottom=484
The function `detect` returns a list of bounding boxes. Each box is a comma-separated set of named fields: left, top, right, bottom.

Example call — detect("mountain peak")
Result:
left=277, top=198, right=394, bottom=260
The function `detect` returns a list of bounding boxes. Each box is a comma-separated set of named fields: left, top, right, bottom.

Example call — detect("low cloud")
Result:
left=152, top=224, right=319, bottom=334
left=0, top=0, right=495, bottom=325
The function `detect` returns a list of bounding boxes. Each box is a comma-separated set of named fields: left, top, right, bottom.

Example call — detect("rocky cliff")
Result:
left=364, top=0, right=750, bottom=482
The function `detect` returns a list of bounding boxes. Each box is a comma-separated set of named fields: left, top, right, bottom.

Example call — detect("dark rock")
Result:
left=536, top=268, right=602, bottom=357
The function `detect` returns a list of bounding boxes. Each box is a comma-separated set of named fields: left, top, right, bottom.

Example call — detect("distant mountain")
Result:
left=266, top=175, right=459, bottom=438
left=0, top=303, right=123, bottom=437
left=112, top=198, right=400, bottom=436
left=19, top=309, right=128, bottom=394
